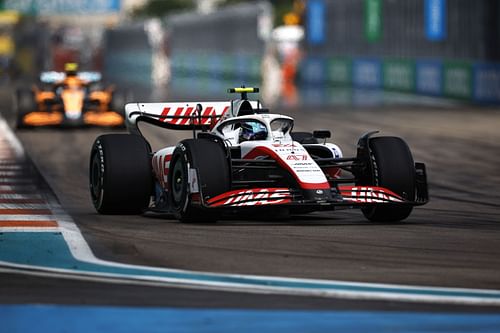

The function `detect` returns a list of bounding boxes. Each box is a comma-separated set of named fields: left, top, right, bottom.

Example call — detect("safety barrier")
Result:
left=298, top=56, right=500, bottom=105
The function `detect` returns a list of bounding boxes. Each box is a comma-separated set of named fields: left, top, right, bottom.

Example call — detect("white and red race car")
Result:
left=89, top=87, right=428, bottom=222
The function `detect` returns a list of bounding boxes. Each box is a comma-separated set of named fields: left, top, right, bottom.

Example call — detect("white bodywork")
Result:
left=139, top=101, right=343, bottom=193
left=213, top=113, right=342, bottom=189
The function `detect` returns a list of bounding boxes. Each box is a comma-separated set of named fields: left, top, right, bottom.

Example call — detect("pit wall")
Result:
left=299, top=57, right=500, bottom=105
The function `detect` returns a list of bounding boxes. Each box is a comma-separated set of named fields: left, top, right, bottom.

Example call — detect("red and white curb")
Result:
left=0, top=120, right=58, bottom=232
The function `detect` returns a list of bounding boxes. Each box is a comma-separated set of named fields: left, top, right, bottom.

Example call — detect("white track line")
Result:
left=0, top=215, right=55, bottom=221
left=0, top=203, right=50, bottom=209
left=0, top=194, right=42, bottom=199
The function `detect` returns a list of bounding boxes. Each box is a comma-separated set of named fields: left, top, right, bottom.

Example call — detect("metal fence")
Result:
left=11, top=19, right=50, bottom=80
left=166, top=1, right=272, bottom=99
left=304, top=0, right=498, bottom=61
left=167, top=2, right=270, bottom=55
left=102, top=23, right=153, bottom=88
left=101, top=19, right=170, bottom=99
left=100, top=2, right=273, bottom=100
left=299, top=0, right=500, bottom=104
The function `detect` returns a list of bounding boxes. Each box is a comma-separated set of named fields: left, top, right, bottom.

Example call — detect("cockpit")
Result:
left=215, top=116, right=294, bottom=145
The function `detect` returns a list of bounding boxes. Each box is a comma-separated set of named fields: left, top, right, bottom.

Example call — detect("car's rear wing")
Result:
left=125, top=100, right=259, bottom=133
left=40, top=71, right=102, bottom=83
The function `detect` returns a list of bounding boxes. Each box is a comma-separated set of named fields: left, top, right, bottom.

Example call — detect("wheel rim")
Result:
left=171, top=156, right=186, bottom=207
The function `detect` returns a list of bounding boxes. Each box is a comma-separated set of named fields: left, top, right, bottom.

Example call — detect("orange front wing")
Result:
left=21, top=111, right=124, bottom=127
left=83, top=111, right=124, bottom=127
left=23, top=112, right=64, bottom=126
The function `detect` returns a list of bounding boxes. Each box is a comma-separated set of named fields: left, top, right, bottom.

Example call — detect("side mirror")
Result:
left=313, top=130, right=331, bottom=139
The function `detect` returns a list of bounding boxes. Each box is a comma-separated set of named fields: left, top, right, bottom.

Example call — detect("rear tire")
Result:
left=168, top=139, right=230, bottom=223
left=360, top=136, right=415, bottom=222
left=89, top=134, right=153, bottom=214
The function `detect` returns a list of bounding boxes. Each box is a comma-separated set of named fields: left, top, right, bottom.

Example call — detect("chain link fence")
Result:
left=166, top=1, right=273, bottom=100
left=299, top=0, right=500, bottom=105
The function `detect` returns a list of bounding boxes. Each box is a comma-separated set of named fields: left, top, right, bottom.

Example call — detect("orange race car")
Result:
left=14, top=63, right=129, bottom=128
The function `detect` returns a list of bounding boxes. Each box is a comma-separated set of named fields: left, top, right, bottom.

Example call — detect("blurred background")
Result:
left=1, top=0, right=499, bottom=108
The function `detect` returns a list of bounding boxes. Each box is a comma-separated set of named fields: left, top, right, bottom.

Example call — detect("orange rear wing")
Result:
left=125, top=100, right=259, bottom=132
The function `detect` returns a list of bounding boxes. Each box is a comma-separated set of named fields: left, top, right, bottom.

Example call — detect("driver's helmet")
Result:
left=239, top=121, right=267, bottom=142
left=64, top=62, right=79, bottom=77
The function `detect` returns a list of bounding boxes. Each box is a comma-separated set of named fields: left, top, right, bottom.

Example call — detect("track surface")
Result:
left=2, top=90, right=500, bottom=309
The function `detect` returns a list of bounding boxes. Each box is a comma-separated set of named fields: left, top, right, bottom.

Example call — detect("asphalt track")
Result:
left=1, top=89, right=500, bottom=315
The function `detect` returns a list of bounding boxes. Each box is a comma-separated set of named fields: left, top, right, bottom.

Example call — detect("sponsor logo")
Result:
left=152, top=154, right=171, bottom=188
left=209, top=188, right=291, bottom=207
left=272, top=143, right=295, bottom=147
left=341, top=186, right=403, bottom=203
left=159, top=105, right=228, bottom=125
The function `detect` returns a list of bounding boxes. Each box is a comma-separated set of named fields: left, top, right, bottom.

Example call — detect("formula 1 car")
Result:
left=89, top=87, right=428, bottom=223
left=15, top=63, right=127, bottom=128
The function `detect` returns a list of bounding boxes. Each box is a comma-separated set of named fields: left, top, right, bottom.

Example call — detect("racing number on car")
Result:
left=286, top=154, right=308, bottom=160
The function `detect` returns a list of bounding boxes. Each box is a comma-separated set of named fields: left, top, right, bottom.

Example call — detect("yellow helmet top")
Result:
left=64, top=63, right=79, bottom=72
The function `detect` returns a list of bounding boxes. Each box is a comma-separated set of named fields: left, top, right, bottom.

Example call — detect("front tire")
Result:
left=360, top=136, right=416, bottom=222
left=89, top=134, right=153, bottom=214
left=168, top=139, right=230, bottom=223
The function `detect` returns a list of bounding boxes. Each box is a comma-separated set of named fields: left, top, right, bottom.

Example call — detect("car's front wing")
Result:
left=203, top=185, right=427, bottom=210
left=20, top=111, right=124, bottom=127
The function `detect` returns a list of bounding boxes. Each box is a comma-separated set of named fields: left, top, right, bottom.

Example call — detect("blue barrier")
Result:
left=298, top=56, right=500, bottom=105
left=352, top=58, right=382, bottom=89
left=299, top=57, right=327, bottom=84
left=473, top=63, right=500, bottom=104
left=416, top=60, right=443, bottom=96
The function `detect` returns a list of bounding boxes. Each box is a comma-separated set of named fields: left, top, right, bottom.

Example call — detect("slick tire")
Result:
left=168, top=139, right=230, bottom=223
left=15, top=89, right=36, bottom=129
left=361, top=136, right=416, bottom=222
left=90, top=134, right=153, bottom=214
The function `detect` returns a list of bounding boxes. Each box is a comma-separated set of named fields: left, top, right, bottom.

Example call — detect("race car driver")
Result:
left=239, top=121, right=268, bottom=142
